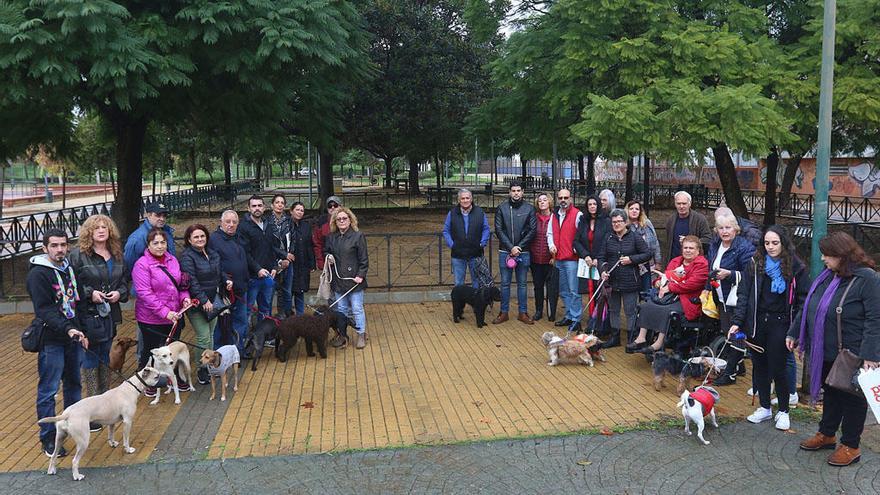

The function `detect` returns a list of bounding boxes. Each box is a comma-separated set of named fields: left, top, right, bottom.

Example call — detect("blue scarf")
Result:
left=764, top=255, right=786, bottom=294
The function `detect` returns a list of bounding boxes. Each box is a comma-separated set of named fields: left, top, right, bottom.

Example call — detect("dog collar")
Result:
left=126, top=371, right=150, bottom=394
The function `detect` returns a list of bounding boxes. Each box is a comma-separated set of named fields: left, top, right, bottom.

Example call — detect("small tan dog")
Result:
left=199, top=345, right=240, bottom=401
left=148, top=341, right=194, bottom=405
left=541, top=331, right=605, bottom=367
left=108, top=336, right=138, bottom=372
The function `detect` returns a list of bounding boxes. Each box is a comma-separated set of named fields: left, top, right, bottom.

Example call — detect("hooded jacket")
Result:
left=707, top=235, right=757, bottom=305
left=131, top=249, right=189, bottom=325
left=26, top=255, right=81, bottom=347
left=665, top=255, right=710, bottom=321
left=179, top=245, right=226, bottom=309
left=732, top=257, right=810, bottom=338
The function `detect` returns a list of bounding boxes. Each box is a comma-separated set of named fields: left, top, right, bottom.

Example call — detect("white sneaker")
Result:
left=771, top=393, right=799, bottom=409
left=774, top=411, right=790, bottom=431
left=747, top=407, right=773, bottom=424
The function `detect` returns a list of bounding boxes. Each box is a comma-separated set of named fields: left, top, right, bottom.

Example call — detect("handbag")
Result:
left=700, top=289, right=719, bottom=319
left=21, top=318, right=45, bottom=353
left=82, top=314, right=113, bottom=343
left=825, top=278, right=862, bottom=395
left=725, top=271, right=740, bottom=307
left=318, top=257, right=333, bottom=300
left=474, top=255, right=494, bottom=288
left=649, top=288, right=679, bottom=306
left=203, top=293, right=231, bottom=321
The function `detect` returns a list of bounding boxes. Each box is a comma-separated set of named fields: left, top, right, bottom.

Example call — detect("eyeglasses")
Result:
left=336, top=216, right=350, bottom=222
left=611, top=219, right=626, bottom=224
left=328, top=203, right=339, bottom=209
left=557, top=196, right=569, bottom=200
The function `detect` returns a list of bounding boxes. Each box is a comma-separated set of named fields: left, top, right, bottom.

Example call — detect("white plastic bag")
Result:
left=726, top=271, right=741, bottom=307
left=857, top=368, right=880, bottom=423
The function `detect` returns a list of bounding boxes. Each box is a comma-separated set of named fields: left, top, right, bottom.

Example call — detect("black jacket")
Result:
left=732, top=257, right=810, bottom=338
left=26, top=255, right=81, bottom=347
left=179, top=245, right=226, bottom=308
left=324, top=228, right=369, bottom=293
left=597, top=229, right=651, bottom=293
left=68, top=247, right=129, bottom=324
left=209, top=227, right=259, bottom=297
left=289, top=218, right=315, bottom=293
left=238, top=214, right=286, bottom=272
left=574, top=213, right=612, bottom=259
left=788, top=266, right=880, bottom=362
left=494, top=199, right=536, bottom=252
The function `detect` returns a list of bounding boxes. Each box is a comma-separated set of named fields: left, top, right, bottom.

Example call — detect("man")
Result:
left=493, top=181, right=537, bottom=324
left=313, top=196, right=342, bottom=271
left=269, top=194, right=295, bottom=317
left=442, top=188, right=491, bottom=288
left=27, top=229, right=89, bottom=457
left=123, top=202, right=175, bottom=276
left=238, top=195, right=286, bottom=321
left=664, top=191, right=712, bottom=261
left=209, top=210, right=257, bottom=354
left=547, top=189, right=583, bottom=335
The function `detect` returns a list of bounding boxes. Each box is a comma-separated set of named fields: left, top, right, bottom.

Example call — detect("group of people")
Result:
left=27, top=194, right=370, bottom=457
left=445, top=182, right=880, bottom=467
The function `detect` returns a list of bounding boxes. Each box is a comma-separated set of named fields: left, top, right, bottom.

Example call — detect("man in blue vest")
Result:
left=443, top=188, right=491, bottom=288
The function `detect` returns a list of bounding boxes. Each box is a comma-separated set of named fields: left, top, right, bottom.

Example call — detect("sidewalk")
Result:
left=1, top=420, right=877, bottom=494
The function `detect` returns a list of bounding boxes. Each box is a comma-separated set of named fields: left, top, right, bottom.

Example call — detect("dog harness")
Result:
left=690, top=387, right=716, bottom=417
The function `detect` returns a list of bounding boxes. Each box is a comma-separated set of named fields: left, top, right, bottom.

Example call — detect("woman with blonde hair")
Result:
left=324, top=206, right=369, bottom=348
left=626, top=200, right=661, bottom=292
left=69, top=214, right=128, bottom=431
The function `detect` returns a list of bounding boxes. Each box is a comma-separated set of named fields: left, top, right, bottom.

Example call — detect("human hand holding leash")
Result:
left=91, top=291, right=106, bottom=304
left=69, top=329, right=89, bottom=350
left=105, top=291, right=121, bottom=303
left=864, top=360, right=879, bottom=370
left=728, top=325, right=739, bottom=337
left=785, top=336, right=797, bottom=352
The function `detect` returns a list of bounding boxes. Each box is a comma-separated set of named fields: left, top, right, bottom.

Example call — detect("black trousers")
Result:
left=819, top=360, right=869, bottom=448
left=751, top=313, right=790, bottom=412
left=530, top=263, right=559, bottom=317
left=138, top=321, right=179, bottom=369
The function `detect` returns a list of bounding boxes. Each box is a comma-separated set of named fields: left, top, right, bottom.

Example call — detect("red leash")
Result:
left=165, top=299, right=198, bottom=345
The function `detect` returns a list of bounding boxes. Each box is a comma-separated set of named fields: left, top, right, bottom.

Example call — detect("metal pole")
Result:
left=811, top=0, right=836, bottom=277
left=552, top=140, right=558, bottom=190
left=474, top=137, right=479, bottom=186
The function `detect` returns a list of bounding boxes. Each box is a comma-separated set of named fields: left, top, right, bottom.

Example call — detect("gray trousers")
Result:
left=608, top=289, right=639, bottom=331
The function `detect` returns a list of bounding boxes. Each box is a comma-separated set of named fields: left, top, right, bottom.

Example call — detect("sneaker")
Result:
left=144, top=386, right=158, bottom=398
left=747, top=407, right=773, bottom=424
left=89, top=422, right=104, bottom=433
left=775, top=411, right=791, bottom=431
left=42, top=441, right=68, bottom=458
left=264, top=339, right=276, bottom=348
left=747, top=387, right=756, bottom=396
left=771, top=393, right=799, bottom=408
left=713, top=374, right=736, bottom=386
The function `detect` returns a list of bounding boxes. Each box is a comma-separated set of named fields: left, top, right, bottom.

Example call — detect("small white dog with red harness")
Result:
left=677, top=386, right=720, bottom=445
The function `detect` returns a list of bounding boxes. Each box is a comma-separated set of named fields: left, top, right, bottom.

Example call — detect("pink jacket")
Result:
left=132, top=250, right=188, bottom=325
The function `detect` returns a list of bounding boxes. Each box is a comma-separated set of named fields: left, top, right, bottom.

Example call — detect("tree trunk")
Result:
left=222, top=149, right=232, bottom=187
left=520, top=158, right=528, bottom=179
left=625, top=157, right=634, bottom=202
left=61, top=167, right=67, bottom=209
left=319, top=150, right=335, bottom=202
left=111, top=116, right=148, bottom=239
left=109, top=161, right=116, bottom=199
left=0, top=163, right=6, bottom=218
left=778, top=154, right=804, bottom=212
left=712, top=144, right=749, bottom=219
left=586, top=152, right=596, bottom=196
left=151, top=165, right=157, bottom=199
left=434, top=153, right=441, bottom=189
left=255, top=157, right=263, bottom=186
left=408, top=157, right=421, bottom=195
left=763, top=148, right=779, bottom=226
left=383, top=157, right=394, bottom=189
left=189, top=146, right=197, bottom=189
left=644, top=153, right=651, bottom=215
left=577, top=154, right=585, bottom=181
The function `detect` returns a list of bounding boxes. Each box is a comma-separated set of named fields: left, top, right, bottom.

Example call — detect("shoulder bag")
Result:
left=21, top=318, right=46, bottom=353
left=825, top=278, right=862, bottom=395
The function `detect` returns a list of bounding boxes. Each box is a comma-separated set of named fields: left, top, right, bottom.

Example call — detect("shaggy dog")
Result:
left=275, top=306, right=345, bottom=363
left=451, top=285, right=502, bottom=328
left=650, top=349, right=723, bottom=393
left=244, top=316, right=281, bottom=371
left=541, top=331, right=604, bottom=367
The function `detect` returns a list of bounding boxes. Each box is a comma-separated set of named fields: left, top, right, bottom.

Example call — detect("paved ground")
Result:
left=2, top=419, right=878, bottom=494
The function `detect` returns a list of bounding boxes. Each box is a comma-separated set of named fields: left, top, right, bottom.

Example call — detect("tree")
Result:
left=0, top=1, right=369, bottom=236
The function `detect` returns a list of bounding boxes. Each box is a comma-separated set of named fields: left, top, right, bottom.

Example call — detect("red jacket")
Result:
left=690, top=387, right=716, bottom=416
left=665, top=255, right=709, bottom=321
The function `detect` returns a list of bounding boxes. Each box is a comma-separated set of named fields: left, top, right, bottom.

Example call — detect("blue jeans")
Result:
left=37, top=343, right=82, bottom=442
left=293, top=291, right=305, bottom=315
left=248, top=277, right=275, bottom=320
left=81, top=340, right=112, bottom=369
left=498, top=251, right=530, bottom=314
left=452, top=257, right=479, bottom=288
left=334, top=289, right=366, bottom=334
left=214, top=296, right=249, bottom=352
left=276, top=267, right=294, bottom=316
left=556, top=260, right=582, bottom=323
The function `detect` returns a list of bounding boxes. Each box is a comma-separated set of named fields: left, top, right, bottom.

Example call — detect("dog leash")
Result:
left=322, top=254, right=361, bottom=309
left=73, top=336, right=148, bottom=395
left=585, top=260, right=621, bottom=335
left=165, top=299, right=198, bottom=345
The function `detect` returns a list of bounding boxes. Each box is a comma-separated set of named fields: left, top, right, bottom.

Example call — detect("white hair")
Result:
left=221, top=209, right=239, bottom=221
left=714, top=206, right=733, bottom=220
left=599, top=189, right=616, bottom=210
left=714, top=213, right=741, bottom=233
left=674, top=191, right=692, bottom=204
left=458, top=188, right=472, bottom=199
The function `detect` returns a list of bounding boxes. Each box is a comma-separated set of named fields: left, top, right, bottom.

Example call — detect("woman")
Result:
left=599, top=189, right=616, bottom=214
left=179, top=224, right=231, bottom=357
left=574, top=195, right=611, bottom=317
left=288, top=201, right=315, bottom=315
left=626, top=235, right=708, bottom=353
left=69, top=214, right=128, bottom=421
left=727, top=226, right=810, bottom=430
left=707, top=213, right=756, bottom=385
left=529, top=193, right=558, bottom=322
left=132, top=228, right=191, bottom=395
left=325, top=206, right=369, bottom=349
left=596, top=209, right=652, bottom=348
left=270, top=194, right=294, bottom=317
left=786, top=232, right=880, bottom=466
left=626, top=200, right=662, bottom=292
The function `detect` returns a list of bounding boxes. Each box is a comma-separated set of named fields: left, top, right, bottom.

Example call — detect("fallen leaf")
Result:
left=496, top=344, right=502, bottom=348
left=576, top=459, right=592, bottom=466
left=301, top=401, right=315, bottom=409
left=784, top=429, right=798, bottom=434
left=440, top=333, right=446, bottom=337
left=599, top=427, right=614, bottom=436
left=479, top=417, right=492, bottom=424
left=473, top=401, right=483, bottom=408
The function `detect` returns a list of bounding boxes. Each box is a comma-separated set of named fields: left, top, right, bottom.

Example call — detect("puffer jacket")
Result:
left=732, top=257, right=810, bottom=338
left=707, top=235, right=756, bottom=304
left=131, top=250, right=189, bottom=325
left=324, top=228, right=369, bottom=294
left=597, top=229, right=652, bottom=293
left=494, top=199, right=537, bottom=252
left=179, top=245, right=226, bottom=310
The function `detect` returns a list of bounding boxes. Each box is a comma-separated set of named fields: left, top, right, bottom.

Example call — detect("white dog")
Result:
left=39, top=366, right=162, bottom=480
left=148, top=341, right=194, bottom=405
left=677, top=386, right=720, bottom=445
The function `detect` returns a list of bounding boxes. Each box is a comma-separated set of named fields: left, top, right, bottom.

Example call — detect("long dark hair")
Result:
left=584, top=194, right=602, bottom=220
left=754, top=225, right=798, bottom=280
left=819, top=231, right=876, bottom=277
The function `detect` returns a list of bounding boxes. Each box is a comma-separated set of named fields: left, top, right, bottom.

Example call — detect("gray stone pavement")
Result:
left=4, top=420, right=878, bottom=495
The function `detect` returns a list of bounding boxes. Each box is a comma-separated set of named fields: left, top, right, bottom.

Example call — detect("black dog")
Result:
left=451, top=285, right=502, bottom=328
left=244, top=316, right=280, bottom=371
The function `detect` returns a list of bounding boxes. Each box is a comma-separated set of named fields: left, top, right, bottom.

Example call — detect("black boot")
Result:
left=532, top=309, right=543, bottom=322
left=601, top=329, right=621, bottom=349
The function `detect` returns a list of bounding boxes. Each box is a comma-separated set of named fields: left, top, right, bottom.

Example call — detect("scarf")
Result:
left=765, top=255, right=786, bottom=294
left=797, top=268, right=842, bottom=403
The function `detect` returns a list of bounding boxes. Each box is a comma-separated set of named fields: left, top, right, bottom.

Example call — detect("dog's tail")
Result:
left=37, top=412, right=69, bottom=425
